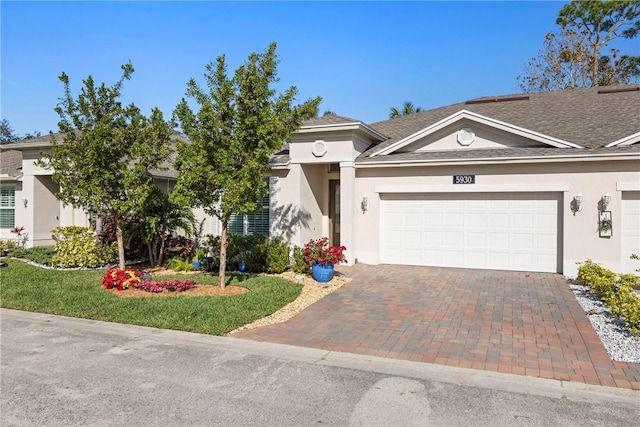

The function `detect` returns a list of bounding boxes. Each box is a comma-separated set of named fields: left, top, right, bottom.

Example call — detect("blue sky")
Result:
left=2, top=1, right=638, bottom=136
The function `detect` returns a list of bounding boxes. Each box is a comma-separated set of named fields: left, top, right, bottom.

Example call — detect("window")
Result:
left=0, top=186, right=15, bottom=229
left=228, top=186, right=270, bottom=237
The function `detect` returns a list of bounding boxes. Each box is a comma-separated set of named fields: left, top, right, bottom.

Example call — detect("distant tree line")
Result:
left=0, top=118, right=41, bottom=144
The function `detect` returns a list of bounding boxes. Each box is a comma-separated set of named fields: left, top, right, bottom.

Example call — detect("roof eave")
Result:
left=356, top=151, right=640, bottom=168
left=296, top=122, right=387, bottom=142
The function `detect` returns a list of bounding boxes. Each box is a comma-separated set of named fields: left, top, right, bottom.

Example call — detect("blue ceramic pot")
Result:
left=311, top=262, right=334, bottom=283
left=238, top=262, right=247, bottom=273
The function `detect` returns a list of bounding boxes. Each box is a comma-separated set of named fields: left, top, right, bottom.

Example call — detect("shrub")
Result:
left=203, top=234, right=268, bottom=272
left=292, top=246, right=309, bottom=274
left=102, top=268, right=142, bottom=291
left=51, top=226, right=118, bottom=268
left=6, top=246, right=55, bottom=266
left=165, top=256, right=195, bottom=272
left=303, top=237, right=346, bottom=266
left=165, top=235, right=196, bottom=261
left=577, top=260, right=640, bottom=334
left=0, top=239, right=18, bottom=255
left=265, top=240, right=290, bottom=274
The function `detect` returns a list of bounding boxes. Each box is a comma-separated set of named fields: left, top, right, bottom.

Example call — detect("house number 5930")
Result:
left=453, top=175, right=475, bottom=184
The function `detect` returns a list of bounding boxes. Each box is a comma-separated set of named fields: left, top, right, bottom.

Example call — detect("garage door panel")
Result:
left=467, top=213, right=486, bottom=227
left=513, top=213, right=534, bottom=228
left=490, top=213, right=509, bottom=227
left=622, top=192, right=640, bottom=274
left=487, top=252, right=510, bottom=269
left=445, top=231, right=464, bottom=246
left=513, top=233, right=534, bottom=249
left=443, top=251, right=464, bottom=267
left=445, top=213, right=464, bottom=227
left=467, top=232, right=487, bottom=247
left=489, top=233, right=510, bottom=248
left=381, top=193, right=560, bottom=273
left=466, top=251, right=487, bottom=266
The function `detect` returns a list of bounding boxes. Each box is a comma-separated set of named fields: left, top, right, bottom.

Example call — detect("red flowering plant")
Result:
left=131, top=278, right=196, bottom=293
left=303, top=237, right=347, bottom=266
left=102, top=268, right=142, bottom=291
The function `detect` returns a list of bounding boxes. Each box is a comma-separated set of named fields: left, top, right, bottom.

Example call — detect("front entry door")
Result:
left=329, top=180, right=340, bottom=246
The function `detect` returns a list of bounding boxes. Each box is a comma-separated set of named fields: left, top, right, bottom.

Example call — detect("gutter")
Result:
left=355, top=152, right=640, bottom=168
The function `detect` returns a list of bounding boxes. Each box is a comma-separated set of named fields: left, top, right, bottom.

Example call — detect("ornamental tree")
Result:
left=39, top=63, right=174, bottom=269
left=173, top=42, right=321, bottom=288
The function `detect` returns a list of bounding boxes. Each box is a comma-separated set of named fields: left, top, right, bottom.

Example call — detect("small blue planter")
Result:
left=311, top=262, right=334, bottom=283
left=238, top=262, right=247, bottom=273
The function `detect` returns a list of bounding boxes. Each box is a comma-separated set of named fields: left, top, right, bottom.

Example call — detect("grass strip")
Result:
left=0, top=259, right=302, bottom=335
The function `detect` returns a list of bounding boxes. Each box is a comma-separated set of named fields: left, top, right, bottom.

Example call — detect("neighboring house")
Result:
left=267, top=85, right=640, bottom=277
left=0, top=133, right=215, bottom=247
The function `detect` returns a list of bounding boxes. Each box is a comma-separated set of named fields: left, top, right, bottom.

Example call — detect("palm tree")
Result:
left=389, top=101, right=423, bottom=118
left=128, top=187, right=197, bottom=266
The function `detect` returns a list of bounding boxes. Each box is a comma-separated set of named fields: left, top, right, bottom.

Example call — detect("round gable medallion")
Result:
left=312, top=140, right=327, bottom=157
left=457, top=128, right=476, bottom=146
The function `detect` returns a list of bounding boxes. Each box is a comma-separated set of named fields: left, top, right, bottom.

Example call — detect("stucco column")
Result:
left=340, top=161, right=355, bottom=266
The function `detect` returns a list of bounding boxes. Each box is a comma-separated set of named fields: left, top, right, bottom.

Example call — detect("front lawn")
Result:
left=0, top=259, right=302, bottom=335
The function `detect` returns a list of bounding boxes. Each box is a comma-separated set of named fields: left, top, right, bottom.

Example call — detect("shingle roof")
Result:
left=0, top=150, right=23, bottom=176
left=364, top=85, right=640, bottom=161
left=301, top=114, right=364, bottom=127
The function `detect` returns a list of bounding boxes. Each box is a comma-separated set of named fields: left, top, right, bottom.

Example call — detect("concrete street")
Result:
left=1, top=309, right=638, bottom=426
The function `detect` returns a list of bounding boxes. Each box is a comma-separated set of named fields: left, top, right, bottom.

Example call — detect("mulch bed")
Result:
left=106, top=285, right=248, bottom=298
left=107, top=263, right=248, bottom=298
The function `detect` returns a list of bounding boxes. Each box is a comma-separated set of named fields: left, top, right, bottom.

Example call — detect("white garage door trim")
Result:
left=621, top=191, right=640, bottom=274
left=380, top=192, right=561, bottom=273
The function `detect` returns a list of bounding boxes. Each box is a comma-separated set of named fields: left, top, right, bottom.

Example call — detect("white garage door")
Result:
left=622, top=191, right=640, bottom=274
left=380, top=193, right=561, bottom=273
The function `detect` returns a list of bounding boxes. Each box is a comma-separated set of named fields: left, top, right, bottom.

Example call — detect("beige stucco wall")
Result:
left=290, top=131, right=372, bottom=165
left=269, top=164, right=327, bottom=247
left=350, top=159, right=639, bottom=277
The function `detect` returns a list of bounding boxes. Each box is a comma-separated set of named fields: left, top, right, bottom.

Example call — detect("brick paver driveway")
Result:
left=233, top=264, right=640, bottom=390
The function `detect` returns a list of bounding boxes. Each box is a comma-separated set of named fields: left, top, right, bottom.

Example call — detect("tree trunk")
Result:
left=116, top=223, right=126, bottom=270
left=147, top=242, right=154, bottom=266
left=219, top=222, right=228, bottom=289
left=158, top=235, right=167, bottom=267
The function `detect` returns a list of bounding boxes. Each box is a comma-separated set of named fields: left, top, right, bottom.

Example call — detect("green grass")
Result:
left=0, top=259, right=302, bottom=335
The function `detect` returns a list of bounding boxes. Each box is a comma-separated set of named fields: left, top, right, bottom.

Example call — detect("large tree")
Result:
left=519, top=0, right=640, bottom=92
left=389, top=101, right=423, bottom=118
left=173, top=42, right=321, bottom=288
left=38, top=63, right=174, bottom=269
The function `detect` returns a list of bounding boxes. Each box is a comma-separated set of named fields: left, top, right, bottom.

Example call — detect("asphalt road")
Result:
left=1, top=309, right=638, bottom=427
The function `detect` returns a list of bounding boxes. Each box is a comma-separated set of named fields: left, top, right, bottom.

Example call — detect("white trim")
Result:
left=356, top=152, right=640, bottom=168
left=370, top=110, right=583, bottom=157
left=617, top=181, right=640, bottom=191
left=374, top=183, right=570, bottom=194
left=605, top=131, right=640, bottom=147
left=296, top=122, right=387, bottom=141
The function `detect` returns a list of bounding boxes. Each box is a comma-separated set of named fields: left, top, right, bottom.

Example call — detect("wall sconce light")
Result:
left=21, top=197, right=28, bottom=208
left=574, top=193, right=583, bottom=212
left=601, top=192, right=611, bottom=210
left=361, top=194, right=369, bottom=212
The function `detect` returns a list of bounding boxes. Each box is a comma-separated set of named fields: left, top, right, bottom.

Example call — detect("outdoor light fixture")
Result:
left=361, top=194, right=369, bottom=212
left=601, top=192, right=611, bottom=210
left=21, top=197, right=28, bottom=208
left=574, top=193, right=583, bottom=212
